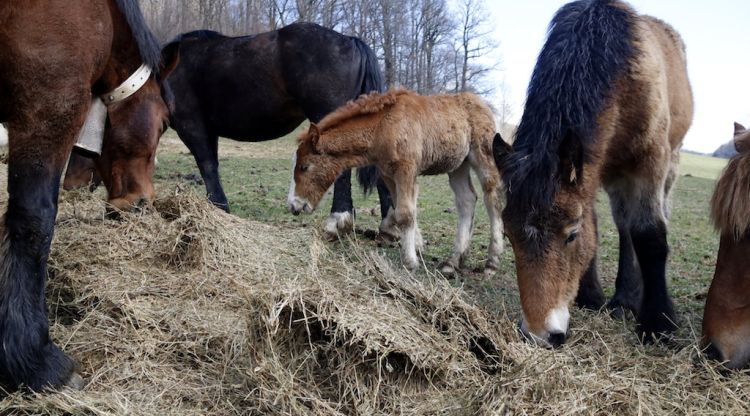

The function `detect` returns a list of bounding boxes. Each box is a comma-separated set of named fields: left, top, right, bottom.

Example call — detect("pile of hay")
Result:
left=0, top=181, right=748, bottom=414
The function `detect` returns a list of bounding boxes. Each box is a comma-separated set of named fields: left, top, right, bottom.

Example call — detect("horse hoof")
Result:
left=483, top=266, right=498, bottom=277
left=323, top=212, right=354, bottom=241
left=439, top=262, right=457, bottom=277
left=376, top=231, right=399, bottom=245
left=636, top=312, right=678, bottom=345
left=65, top=373, right=85, bottom=390
left=606, top=299, right=638, bottom=320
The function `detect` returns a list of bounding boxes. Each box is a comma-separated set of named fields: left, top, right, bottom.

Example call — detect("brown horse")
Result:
left=63, top=152, right=103, bottom=192
left=288, top=90, right=504, bottom=272
left=702, top=122, right=750, bottom=369
left=0, top=0, right=177, bottom=390
left=493, top=0, right=692, bottom=347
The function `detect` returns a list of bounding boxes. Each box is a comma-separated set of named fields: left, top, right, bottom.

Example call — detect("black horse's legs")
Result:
left=376, top=179, right=398, bottom=240
left=0, top=108, right=85, bottom=390
left=575, top=210, right=606, bottom=310
left=607, top=226, right=643, bottom=319
left=324, top=169, right=355, bottom=240
left=176, top=125, right=229, bottom=212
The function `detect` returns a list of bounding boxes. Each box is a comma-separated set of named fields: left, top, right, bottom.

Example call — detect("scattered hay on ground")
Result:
left=0, top=182, right=747, bottom=415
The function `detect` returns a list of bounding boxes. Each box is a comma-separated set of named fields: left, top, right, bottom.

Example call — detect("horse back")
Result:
left=602, top=14, right=692, bottom=177
left=166, top=23, right=372, bottom=141
left=380, top=93, right=490, bottom=176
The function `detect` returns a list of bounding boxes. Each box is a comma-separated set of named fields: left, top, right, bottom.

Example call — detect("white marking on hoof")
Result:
left=439, top=262, right=457, bottom=276
left=323, top=211, right=354, bottom=240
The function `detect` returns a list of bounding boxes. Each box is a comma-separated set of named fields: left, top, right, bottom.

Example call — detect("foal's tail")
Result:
left=352, top=37, right=385, bottom=194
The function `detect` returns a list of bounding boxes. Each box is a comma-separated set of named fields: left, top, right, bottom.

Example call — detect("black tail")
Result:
left=352, top=37, right=385, bottom=195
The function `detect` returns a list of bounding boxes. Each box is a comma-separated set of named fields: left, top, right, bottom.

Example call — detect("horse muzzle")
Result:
left=287, top=196, right=313, bottom=215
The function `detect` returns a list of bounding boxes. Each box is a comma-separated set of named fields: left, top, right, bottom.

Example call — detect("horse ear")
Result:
left=309, top=123, right=321, bottom=152
left=559, top=129, right=584, bottom=187
left=734, top=122, right=750, bottom=154
left=734, top=122, right=747, bottom=137
left=160, top=42, right=181, bottom=78
left=492, top=133, right=512, bottom=170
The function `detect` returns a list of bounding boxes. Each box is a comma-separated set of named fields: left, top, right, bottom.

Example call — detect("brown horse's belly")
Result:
left=420, top=146, right=469, bottom=175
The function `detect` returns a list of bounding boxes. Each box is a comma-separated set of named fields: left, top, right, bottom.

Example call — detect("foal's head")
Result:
left=287, top=124, right=344, bottom=215
left=702, top=122, right=750, bottom=369
left=494, top=132, right=596, bottom=347
left=97, top=47, right=179, bottom=211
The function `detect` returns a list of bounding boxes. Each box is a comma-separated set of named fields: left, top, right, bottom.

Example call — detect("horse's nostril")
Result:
left=703, top=342, right=724, bottom=362
left=548, top=332, right=567, bottom=348
left=136, top=197, right=148, bottom=208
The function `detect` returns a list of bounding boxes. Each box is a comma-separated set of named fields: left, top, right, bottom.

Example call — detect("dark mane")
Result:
left=113, top=0, right=161, bottom=71
left=503, top=0, right=636, bottom=215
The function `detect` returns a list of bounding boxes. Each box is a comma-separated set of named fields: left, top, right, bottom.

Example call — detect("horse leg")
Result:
left=575, top=210, right=606, bottom=310
left=176, top=125, right=229, bottom=212
left=0, top=100, right=87, bottom=390
left=473, top=162, right=504, bottom=275
left=440, top=162, right=476, bottom=276
left=377, top=179, right=398, bottom=240
left=393, top=173, right=419, bottom=270
left=324, top=170, right=355, bottom=241
left=377, top=176, right=399, bottom=244
left=606, top=183, right=644, bottom=318
left=611, top=180, right=677, bottom=342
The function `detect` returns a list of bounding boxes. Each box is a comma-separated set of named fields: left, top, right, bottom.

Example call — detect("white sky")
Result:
left=485, top=0, right=750, bottom=153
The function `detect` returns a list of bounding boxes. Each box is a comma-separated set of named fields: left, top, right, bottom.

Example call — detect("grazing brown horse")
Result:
left=702, top=122, right=750, bottom=369
left=63, top=152, right=103, bottom=192
left=288, top=89, right=504, bottom=272
left=0, top=0, right=177, bottom=390
left=493, top=0, right=692, bottom=347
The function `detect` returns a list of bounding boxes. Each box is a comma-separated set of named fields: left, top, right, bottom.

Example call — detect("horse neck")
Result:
left=97, top=3, right=148, bottom=92
left=319, top=122, right=378, bottom=167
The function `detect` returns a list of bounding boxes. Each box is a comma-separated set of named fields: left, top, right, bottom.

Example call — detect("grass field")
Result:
left=154, top=129, right=728, bottom=338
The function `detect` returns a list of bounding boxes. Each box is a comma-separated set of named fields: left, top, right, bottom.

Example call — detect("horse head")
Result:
left=287, top=123, right=347, bottom=215
left=702, top=122, right=750, bottom=369
left=96, top=44, right=179, bottom=211
left=495, top=131, right=597, bottom=348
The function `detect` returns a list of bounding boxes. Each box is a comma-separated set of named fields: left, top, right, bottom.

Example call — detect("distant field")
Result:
left=154, top=132, right=726, bottom=332
left=679, top=152, right=727, bottom=180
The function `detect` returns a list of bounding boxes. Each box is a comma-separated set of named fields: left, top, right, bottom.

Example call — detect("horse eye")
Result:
left=565, top=231, right=578, bottom=245
left=300, top=165, right=309, bottom=172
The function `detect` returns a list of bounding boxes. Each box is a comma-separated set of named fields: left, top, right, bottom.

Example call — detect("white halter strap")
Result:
left=101, top=64, right=152, bottom=105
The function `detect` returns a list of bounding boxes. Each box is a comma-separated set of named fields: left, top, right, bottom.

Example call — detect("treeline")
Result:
left=139, top=0, right=499, bottom=97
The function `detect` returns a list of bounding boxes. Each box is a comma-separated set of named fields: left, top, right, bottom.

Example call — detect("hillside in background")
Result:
left=712, top=140, right=737, bottom=159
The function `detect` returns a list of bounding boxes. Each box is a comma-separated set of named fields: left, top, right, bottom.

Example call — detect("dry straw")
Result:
left=0, top=173, right=747, bottom=414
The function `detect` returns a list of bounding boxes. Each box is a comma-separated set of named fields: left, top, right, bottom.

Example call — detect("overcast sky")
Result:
left=485, top=0, right=750, bottom=153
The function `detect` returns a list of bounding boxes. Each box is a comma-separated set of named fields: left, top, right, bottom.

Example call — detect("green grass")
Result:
left=155, top=132, right=726, bottom=333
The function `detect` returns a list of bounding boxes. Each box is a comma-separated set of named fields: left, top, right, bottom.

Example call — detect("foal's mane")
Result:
left=711, top=146, right=750, bottom=239
left=503, top=0, right=636, bottom=215
left=315, top=89, right=412, bottom=133
left=113, top=0, right=161, bottom=71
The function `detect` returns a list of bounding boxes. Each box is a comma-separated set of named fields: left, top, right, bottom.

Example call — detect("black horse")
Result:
left=163, top=23, right=393, bottom=238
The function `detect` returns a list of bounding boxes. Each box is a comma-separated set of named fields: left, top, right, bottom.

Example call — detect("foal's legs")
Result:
left=440, top=162, right=477, bottom=275
left=472, top=162, right=504, bottom=273
left=608, top=179, right=677, bottom=341
left=390, top=171, right=420, bottom=270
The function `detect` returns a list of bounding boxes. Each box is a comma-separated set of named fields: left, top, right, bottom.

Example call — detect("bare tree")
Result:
left=455, top=0, right=497, bottom=94
left=138, top=0, right=500, bottom=100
